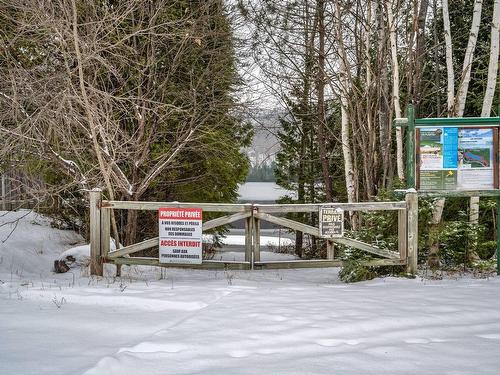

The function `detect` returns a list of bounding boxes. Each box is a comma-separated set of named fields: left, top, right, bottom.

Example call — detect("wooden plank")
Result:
left=108, top=257, right=251, bottom=270
left=254, top=258, right=406, bottom=270
left=102, top=200, right=250, bottom=212
left=100, top=207, right=111, bottom=259
left=253, top=217, right=261, bottom=262
left=398, top=209, right=407, bottom=260
left=108, top=237, right=157, bottom=259
left=406, top=104, right=416, bottom=188
left=1, top=174, right=6, bottom=211
left=245, top=216, right=253, bottom=263
left=255, top=202, right=406, bottom=213
left=202, top=211, right=251, bottom=231
left=415, top=117, right=500, bottom=126
left=89, top=190, right=102, bottom=276
left=332, top=237, right=400, bottom=259
left=326, top=240, right=335, bottom=260
left=0, top=199, right=35, bottom=205
left=254, top=212, right=320, bottom=237
left=417, top=190, right=500, bottom=198
left=406, top=191, right=418, bottom=274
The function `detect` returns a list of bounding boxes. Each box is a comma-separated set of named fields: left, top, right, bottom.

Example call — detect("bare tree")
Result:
left=0, top=0, right=244, bottom=244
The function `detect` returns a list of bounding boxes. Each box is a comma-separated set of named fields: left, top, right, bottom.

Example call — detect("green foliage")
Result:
left=246, top=162, right=276, bottom=182
left=437, top=212, right=484, bottom=266
left=338, top=260, right=376, bottom=283
left=476, top=240, right=496, bottom=261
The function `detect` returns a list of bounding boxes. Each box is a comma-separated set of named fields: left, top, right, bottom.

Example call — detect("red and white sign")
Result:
left=158, top=208, right=203, bottom=264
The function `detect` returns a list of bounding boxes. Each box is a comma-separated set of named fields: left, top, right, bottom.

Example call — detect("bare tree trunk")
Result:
left=335, top=3, right=357, bottom=208
left=442, top=0, right=455, bottom=114
left=387, top=0, right=404, bottom=182
left=455, top=0, right=483, bottom=116
left=454, top=0, right=483, bottom=224
left=414, top=0, right=430, bottom=110
left=472, top=0, right=500, bottom=225
left=376, top=0, right=391, bottom=188
left=71, top=0, right=121, bottom=250
left=433, top=0, right=441, bottom=115
left=316, top=0, right=333, bottom=202
left=481, top=0, right=500, bottom=117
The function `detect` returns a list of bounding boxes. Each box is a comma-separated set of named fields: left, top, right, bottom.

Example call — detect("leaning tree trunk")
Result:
left=481, top=0, right=500, bottom=118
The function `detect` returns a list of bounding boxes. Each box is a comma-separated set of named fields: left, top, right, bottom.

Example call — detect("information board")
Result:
left=319, top=207, right=344, bottom=238
left=158, top=208, right=203, bottom=264
left=417, top=127, right=498, bottom=190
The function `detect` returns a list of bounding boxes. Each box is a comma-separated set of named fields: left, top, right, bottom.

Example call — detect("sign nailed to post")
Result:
left=158, top=208, right=203, bottom=264
left=319, top=207, right=344, bottom=238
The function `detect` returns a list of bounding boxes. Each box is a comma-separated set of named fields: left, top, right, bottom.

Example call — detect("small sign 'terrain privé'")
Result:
left=319, top=207, right=344, bottom=238
left=158, top=208, right=203, bottom=264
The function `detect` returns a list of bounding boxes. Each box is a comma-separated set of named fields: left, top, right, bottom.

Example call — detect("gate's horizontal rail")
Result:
left=102, top=200, right=251, bottom=212
left=254, top=259, right=406, bottom=269
left=107, top=257, right=251, bottom=270
left=255, top=201, right=406, bottom=213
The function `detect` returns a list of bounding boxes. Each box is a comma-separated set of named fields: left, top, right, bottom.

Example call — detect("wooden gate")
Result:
left=89, top=191, right=418, bottom=276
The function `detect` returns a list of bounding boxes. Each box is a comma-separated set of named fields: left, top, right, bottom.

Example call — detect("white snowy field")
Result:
left=1, top=210, right=500, bottom=375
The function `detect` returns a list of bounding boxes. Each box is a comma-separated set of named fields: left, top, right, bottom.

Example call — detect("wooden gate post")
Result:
left=406, top=190, right=418, bottom=274
left=89, top=189, right=103, bottom=276
left=253, top=209, right=261, bottom=263
left=326, top=241, right=335, bottom=260
left=245, top=214, right=253, bottom=267
left=1, top=174, right=6, bottom=211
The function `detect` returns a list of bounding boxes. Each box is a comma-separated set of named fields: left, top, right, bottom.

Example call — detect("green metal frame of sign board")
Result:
left=394, top=104, right=500, bottom=275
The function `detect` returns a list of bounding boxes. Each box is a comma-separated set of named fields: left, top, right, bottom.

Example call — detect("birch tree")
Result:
left=387, top=0, right=404, bottom=182
left=455, top=0, right=484, bottom=116
left=334, top=2, right=356, bottom=207
left=481, top=0, right=500, bottom=118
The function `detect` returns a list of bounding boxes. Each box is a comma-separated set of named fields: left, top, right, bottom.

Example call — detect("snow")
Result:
left=213, top=234, right=294, bottom=247
left=238, top=182, right=297, bottom=201
left=58, top=241, right=117, bottom=268
left=2, top=210, right=500, bottom=374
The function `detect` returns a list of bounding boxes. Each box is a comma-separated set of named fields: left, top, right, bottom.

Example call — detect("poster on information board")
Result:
left=417, top=127, right=498, bottom=190
left=158, top=208, right=203, bottom=264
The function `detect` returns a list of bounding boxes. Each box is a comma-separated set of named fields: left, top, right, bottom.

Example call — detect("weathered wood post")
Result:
left=405, top=104, right=416, bottom=188
left=253, top=207, right=261, bottom=263
left=398, top=208, right=408, bottom=261
left=245, top=212, right=253, bottom=267
left=406, top=190, right=418, bottom=274
left=497, top=196, right=500, bottom=275
left=100, top=206, right=111, bottom=272
left=1, top=174, right=6, bottom=211
left=89, top=189, right=103, bottom=276
left=326, top=240, right=335, bottom=260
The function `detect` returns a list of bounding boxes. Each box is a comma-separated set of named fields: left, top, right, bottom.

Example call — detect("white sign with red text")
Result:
left=158, top=208, right=203, bottom=264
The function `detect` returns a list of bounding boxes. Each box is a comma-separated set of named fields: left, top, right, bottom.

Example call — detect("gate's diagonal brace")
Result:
left=203, top=211, right=251, bottom=231
left=253, top=211, right=319, bottom=237
left=108, top=237, right=157, bottom=259
left=332, top=237, right=400, bottom=259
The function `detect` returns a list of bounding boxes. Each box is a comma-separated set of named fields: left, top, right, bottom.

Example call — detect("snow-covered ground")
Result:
left=1, top=210, right=500, bottom=374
